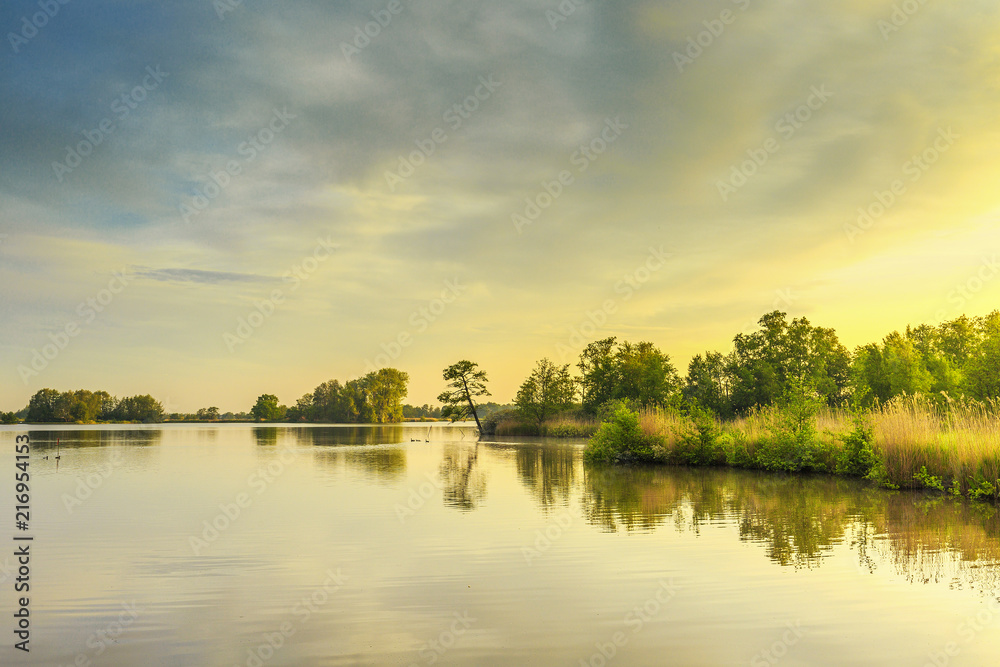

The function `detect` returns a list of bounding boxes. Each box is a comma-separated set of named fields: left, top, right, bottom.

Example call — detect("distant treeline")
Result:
left=252, top=368, right=410, bottom=423
left=21, top=389, right=165, bottom=423
left=7, top=310, right=997, bottom=426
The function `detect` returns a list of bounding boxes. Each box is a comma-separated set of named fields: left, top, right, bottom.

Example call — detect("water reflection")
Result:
left=505, top=440, right=578, bottom=511
left=439, top=443, right=486, bottom=510
left=28, top=429, right=162, bottom=450
left=292, top=425, right=407, bottom=447
left=583, top=464, right=1000, bottom=589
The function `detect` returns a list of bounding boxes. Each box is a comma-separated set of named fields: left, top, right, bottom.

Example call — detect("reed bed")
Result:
left=588, top=395, right=1000, bottom=502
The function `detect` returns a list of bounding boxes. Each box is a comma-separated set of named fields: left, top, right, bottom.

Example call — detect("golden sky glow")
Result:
left=2, top=1, right=999, bottom=411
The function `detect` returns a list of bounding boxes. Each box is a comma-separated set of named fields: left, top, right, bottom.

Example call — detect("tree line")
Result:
left=8, top=310, right=997, bottom=426
left=509, top=310, right=1000, bottom=423
left=252, top=368, right=410, bottom=423
left=22, top=389, right=165, bottom=423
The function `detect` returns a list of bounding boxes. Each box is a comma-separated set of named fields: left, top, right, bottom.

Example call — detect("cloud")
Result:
left=131, top=267, right=278, bottom=285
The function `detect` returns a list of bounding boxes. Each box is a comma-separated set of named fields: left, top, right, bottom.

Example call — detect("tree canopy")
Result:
left=515, top=358, right=576, bottom=426
left=438, top=360, right=491, bottom=435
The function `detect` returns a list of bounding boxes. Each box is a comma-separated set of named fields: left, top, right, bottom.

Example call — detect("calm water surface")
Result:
left=2, top=424, right=1000, bottom=666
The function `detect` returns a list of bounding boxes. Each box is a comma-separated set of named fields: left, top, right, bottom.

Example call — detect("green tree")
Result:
left=361, top=368, right=410, bottom=423
left=683, top=351, right=730, bottom=415
left=286, top=393, right=315, bottom=422
left=578, top=337, right=619, bottom=413
left=438, top=360, right=491, bottom=435
left=613, top=341, right=680, bottom=409
left=727, top=311, right=850, bottom=413
left=26, top=388, right=61, bottom=422
left=196, top=407, right=220, bottom=421
left=883, top=331, right=932, bottom=396
left=515, top=358, right=576, bottom=427
left=251, top=394, right=285, bottom=422
left=850, top=343, right=892, bottom=408
left=964, top=311, right=1000, bottom=400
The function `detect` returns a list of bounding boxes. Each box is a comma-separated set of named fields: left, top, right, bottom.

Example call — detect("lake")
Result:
left=2, top=423, right=999, bottom=666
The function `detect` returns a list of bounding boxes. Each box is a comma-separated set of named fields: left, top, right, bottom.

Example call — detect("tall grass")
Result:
left=585, top=394, right=1000, bottom=502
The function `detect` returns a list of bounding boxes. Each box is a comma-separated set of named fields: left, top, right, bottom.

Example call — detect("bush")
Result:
left=585, top=404, right=662, bottom=464
left=837, top=414, right=877, bottom=477
left=755, top=381, right=823, bottom=472
left=674, top=404, right=725, bottom=466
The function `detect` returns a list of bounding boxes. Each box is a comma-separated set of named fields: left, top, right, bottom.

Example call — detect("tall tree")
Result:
left=683, top=351, right=730, bottom=415
left=251, top=394, right=284, bottom=422
left=438, top=360, right=491, bottom=435
left=362, top=368, right=409, bottom=423
left=578, top=337, right=619, bottom=413
left=515, top=358, right=577, bottom=427
left=613, top=341, right=680, bottom=409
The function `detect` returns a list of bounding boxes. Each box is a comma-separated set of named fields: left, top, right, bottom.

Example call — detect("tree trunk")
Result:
left=461, top=376, right=483, bottom=437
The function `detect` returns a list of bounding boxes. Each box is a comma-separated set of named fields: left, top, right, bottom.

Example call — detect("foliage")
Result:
left=1, top=412, right=20, bottom=424
left=251, top=394, right=285, bottom=422
left=584, top=404, right=661, bottom=464
left=196, top=407, right=220, bottom=421
left=727, top=311, right=851, bottom=413
left=578, top=338, right=680, bottom=413
left=673, top=404, right=725, bottom=466
left=836, top=413, right=876, bottom=477
left=438, top=360, right=491, bottom=433
left=515, top=358, right=577, bottom=426
left=754, top=379, right=824, bottom=472
left=683, top=351, right=730, bottom=417
left=24, top=388, right=162, bottom=423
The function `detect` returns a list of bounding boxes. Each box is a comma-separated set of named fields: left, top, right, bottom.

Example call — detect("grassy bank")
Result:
left=584, top=395, right=1000, bottom=503
left=484, top=409, right=599, bottom=438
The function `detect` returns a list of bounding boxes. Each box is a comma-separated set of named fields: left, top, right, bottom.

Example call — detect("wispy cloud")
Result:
left=131, top=267, right=277, bottom=285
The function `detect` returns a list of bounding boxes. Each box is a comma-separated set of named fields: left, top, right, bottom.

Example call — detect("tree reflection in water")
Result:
left=583, top=464, right=1000, bottom=592
left=439, top=443, right=486, bottom=510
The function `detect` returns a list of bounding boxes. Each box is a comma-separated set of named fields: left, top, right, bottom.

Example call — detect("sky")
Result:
left=1, top=0, right=999, bottom=413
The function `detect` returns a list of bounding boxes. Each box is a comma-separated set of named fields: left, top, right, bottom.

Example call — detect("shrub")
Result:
left=837, top=414, right=877, bottom=477
left=755, top=383, right=823, bottom=472
left=675, top=404, right=725, bottom=466
left=585, top=404, right=662, bottom=464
